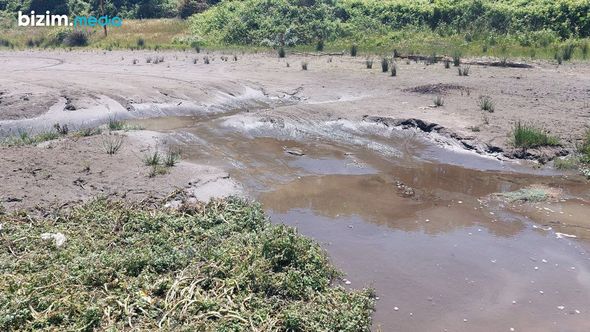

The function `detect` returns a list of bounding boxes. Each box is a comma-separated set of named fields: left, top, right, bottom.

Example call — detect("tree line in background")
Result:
left=190, top=0, right=590, bottom=47
left=0, top=0, right=219, bottom=19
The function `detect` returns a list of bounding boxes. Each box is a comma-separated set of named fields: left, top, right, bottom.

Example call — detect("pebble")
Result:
left=557, top=306, right=565, bottom=310
left=394, top=307, right=399, bottom=311
left=463, top=319, right=468, bottom=322
left=510, top=328, right=515, bottom=332
left=534, top=266, right=539, bottom=270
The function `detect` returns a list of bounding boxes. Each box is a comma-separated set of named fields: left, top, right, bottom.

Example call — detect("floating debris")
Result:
left=556, top=232, right=577, bottom=239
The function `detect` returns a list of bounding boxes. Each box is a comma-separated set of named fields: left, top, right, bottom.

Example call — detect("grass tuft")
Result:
left=101, top=134, right=124, bottom=155
left=511, top=121, right=559, bottom=149
left=478, top=96, right=495, bottom=112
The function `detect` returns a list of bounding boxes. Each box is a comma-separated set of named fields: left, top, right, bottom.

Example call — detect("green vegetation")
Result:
left=0, top=198, right=374, bottom=331
left=511, top=121, right=560, bottom=149
left=190, top=0, right=590, bottom=59
left=578, top=129, right=590, bottom=163
left=499, top=188, right=550, bottom=202
left=0, top=128, right=64, bottom=147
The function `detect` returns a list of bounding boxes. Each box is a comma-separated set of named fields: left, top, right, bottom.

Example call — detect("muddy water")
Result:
left=132, top=115, right=590, bottom=331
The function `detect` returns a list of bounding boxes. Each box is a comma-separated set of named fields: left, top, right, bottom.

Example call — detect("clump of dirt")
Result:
left=403, top=83, right=469, bottom=95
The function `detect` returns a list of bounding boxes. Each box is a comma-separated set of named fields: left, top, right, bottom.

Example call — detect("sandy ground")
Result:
left=1, top=49, right=589, bottom=208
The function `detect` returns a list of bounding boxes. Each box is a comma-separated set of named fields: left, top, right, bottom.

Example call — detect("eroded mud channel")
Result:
left=132, top=113, right=590, bottom=331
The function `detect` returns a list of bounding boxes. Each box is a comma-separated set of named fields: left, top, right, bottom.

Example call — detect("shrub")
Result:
left=512, top=121, right=559, bottom=149
left=365, top=58, right=373, bottom=69
left=350, top=44, right=358, bottom=57
left=316, top=39, right=324, bottom=52
left=391, top=63, right=397, bottom=76
left=63, top=30, right=88, bottom=47
left=278, top=46, right=286, bottom=58
left=301, top=61, right=308, bottom=70
left=479, top=96, right=494, bottom=112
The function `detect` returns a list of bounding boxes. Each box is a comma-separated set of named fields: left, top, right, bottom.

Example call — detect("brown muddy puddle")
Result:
left=132, top=115, right=590, bottom=331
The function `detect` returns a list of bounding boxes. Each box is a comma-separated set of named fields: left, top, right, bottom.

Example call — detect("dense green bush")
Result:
left=190, top=0, right=590, bottom=46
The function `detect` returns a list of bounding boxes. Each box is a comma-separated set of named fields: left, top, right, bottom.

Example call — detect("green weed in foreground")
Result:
left=0, top=198, right=374, bottom=331
left=511, top=121, right=559, bottom=149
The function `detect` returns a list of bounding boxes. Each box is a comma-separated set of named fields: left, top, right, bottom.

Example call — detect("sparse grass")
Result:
left=143, top=149, right=161, bottom=166
left=433, top=95, right=444, bottom=107
left=0, top=198, right=374, bottom=331
left=458, top=65, right=470, bottom=76
left=76, top=127, right=102, bottom=137
left=0, top=129, right=61, bottom=147
left=148, top=164, right=169, bottom=177
left=478, top=96, right=495, bottom=112
left=164, top=148, right=181, bottom=167
left=444, top=59, right=450, bottom=68
left=554, top=157, right=579, bottom=170
left=511, top=121, right=560, bottom=149
left=108, top=117, right=126, bottom=131
left=365, top=58, right=373, bottom=69
left=381, top=58, right=389, bottom=72
left=101, top=134, right=124, bottom=155
left=301, top=61, right=308, bottom=70
left=203, top=55, right=210, bottom=64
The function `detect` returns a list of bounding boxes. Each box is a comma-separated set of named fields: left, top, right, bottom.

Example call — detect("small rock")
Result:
left=41, top=232, right=67, bottom=247
left=393, top=307, right=399, bottom=311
